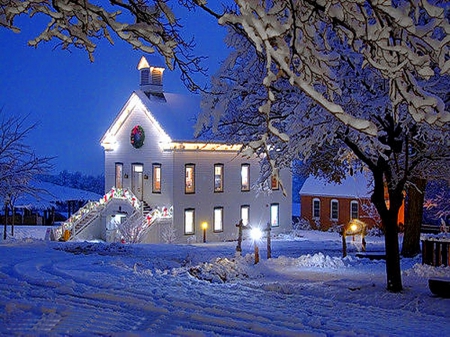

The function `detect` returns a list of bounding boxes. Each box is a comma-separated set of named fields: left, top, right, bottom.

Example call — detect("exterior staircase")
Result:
left=54, top=187, right=173, bottom=243
left=58, top=188, right=143, bottom=241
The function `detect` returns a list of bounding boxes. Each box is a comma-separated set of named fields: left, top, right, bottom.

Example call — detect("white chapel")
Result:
left=58, top=56, right=292, bottom=243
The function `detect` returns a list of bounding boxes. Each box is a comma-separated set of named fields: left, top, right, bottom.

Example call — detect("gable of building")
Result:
left=299, top=172, right=372, bottom=199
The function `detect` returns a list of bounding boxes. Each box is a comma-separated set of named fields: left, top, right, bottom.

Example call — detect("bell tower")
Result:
left=137, top=56, right=165, bottom=98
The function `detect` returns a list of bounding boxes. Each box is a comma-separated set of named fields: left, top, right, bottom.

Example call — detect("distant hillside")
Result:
left=37, top=171, right=105, bottom=195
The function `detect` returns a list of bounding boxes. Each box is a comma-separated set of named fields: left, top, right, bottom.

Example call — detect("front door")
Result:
left=132, top=163, right=143, bottom=200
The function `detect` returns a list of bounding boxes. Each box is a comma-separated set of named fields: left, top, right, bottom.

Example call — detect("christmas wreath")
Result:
left=130, top=125, right=145, bottom=149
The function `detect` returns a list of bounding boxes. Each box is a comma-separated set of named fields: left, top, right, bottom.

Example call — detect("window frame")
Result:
left=271, top=174, right=279, bottom=190
left=184, top=208, right=195, bottom=235
left=214, top=163, right=224, bottom=193
left=240, top=205, right=250, bottom=226
left=241, top=164, right=250, bottom=192
left=115, top=162, right=123, bottom=189
left=350, top=200, right=359, bottom=219
left=151, top=163, right=161, bottom=193
left=140, top=68, right=150, bottom=85
left=312, top=198, right=321, bottom=219
left=270, top=203, right=280, bottom=227
left=213, top=207, right=224, bottom=233
left=330, top=199, right=339, bottom=221
left=185, top=164, right=195, bottom=194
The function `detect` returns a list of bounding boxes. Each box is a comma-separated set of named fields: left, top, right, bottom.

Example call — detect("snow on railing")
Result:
left=99, top=187, right=142, bottom=210
left=144, top=205, right=173, bottom=224
left=119, top=205, right=173, bottom=243
left=59, top=187, right=142, bottom=241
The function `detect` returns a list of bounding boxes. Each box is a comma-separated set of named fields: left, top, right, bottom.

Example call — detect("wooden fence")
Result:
left=422, top=237, right=450, bottom=267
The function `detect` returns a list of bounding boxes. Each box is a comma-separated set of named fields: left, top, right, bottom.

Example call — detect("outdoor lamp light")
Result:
left=250, top=227, right=262, bottom=264
left=250, top=227, right=262, bottom=241
left=202, top=222, right=208, bottom=243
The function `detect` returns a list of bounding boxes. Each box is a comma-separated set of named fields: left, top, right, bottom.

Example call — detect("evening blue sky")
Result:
left=0, top=5, right=230, bottom=176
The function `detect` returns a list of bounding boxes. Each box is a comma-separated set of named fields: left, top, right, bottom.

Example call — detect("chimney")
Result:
left=137, top=56, right=165, bottom=98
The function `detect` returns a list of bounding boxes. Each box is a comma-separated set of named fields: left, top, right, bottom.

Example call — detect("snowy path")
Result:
left=0, top=237, right=449, bottom=336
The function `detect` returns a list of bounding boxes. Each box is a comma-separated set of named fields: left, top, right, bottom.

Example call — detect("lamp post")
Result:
left=250, top=227, right=262, bottom=264
left=202, top=222, right=208, bottom=243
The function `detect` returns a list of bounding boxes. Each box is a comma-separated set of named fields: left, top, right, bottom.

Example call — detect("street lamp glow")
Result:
left=202, top=222, right=208, bottom=243
left=250, top=227, right=262, bottom=241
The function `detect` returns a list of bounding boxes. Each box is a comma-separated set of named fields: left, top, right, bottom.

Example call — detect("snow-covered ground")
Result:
left=0, top=226, right=449, bottom=336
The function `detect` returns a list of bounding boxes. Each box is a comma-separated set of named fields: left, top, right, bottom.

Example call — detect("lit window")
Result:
left=270, top=203, right=279, bottom=227
left=152, top=163, right=161, bottom=193
left=271, top=174, right=279, bottom=190
left=241, top=205, right=250, bottom=226
left=133, top=164, right=143, bottom=173
left=214, top=164, right=224, bottom=192
left=213, top=207, right=223, bottom=232
left=185, top=164, right=195, bottom=194
left=241, top=164, right=250, bottom=192
left=184, top=209, right=195, bottom=235
left=313, top=198, right=320, bottom=219
left=350, top=201, right=359, bottom=219
left=115, top=162, right=123, bottom=189
left=152, top=69, right=162, bottom=85
left=331, top=199, right=339, bottom=220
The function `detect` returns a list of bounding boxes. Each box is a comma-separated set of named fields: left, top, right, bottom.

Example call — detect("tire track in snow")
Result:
left=0, top=245, right=449, bottom=336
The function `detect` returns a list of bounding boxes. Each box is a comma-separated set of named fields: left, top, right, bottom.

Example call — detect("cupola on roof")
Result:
left=137, top=55, right=165, bottom=97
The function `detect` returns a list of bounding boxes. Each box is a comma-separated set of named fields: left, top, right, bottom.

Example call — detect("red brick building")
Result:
left=299, top=173, right=379, bottom=231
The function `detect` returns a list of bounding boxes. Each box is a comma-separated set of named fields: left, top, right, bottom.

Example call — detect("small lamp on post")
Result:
left=250, top=227, right=262, bottom=264
left=201, top=221, right=208, bottom=243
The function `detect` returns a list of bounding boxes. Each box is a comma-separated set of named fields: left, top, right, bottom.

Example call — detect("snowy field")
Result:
left=0, top=226, right=449, bottom=336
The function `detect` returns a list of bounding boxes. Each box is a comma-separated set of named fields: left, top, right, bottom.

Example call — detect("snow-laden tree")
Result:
left=3, top=0, right=450, bottom=292
left=116, top=211, right=151, bottom=243
left=216, top=0, right=450, bottom=293
left=199, top=0, right=450, bottom=292
left=0, top=0, right=210, bottom=90
left=0, top=112, right=53, bottom=238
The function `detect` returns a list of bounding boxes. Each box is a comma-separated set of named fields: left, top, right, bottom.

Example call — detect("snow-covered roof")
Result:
left=135, top=90, right=201, bottom=141
left=14, top=181, right=102, bottom=210
left=100, top=90, right=201, bottom=148
left=299, top=173, right=372, bottom=199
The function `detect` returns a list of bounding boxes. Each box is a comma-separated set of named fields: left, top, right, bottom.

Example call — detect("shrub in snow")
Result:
left=187, top=235, right=197, bottom=244
left=188, top=255, right=260, bottom=283
left=116, top=211, right=152, bottom=244
left=293, top=218, right=313, bottom=231
left=161, top=223, right=177, bottom=244
left=366, top=227, right=384, bottom=237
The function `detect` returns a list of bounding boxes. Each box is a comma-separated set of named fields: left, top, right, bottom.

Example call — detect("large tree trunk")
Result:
left=383, top=208, right=403, bottom=292
left=402, top=177, right=426, bottom=257
left=371, top=170, right=403, bottom=292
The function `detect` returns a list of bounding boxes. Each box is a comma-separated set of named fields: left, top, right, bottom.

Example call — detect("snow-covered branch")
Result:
left=216, top=0, right=449, bottom=136
left=0, top=111, right=53, bottom=202
left=1, top=0, right=208, bottom=91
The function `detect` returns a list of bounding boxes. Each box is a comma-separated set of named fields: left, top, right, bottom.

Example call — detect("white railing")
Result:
left=60, top=187, right=143, bottom=241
